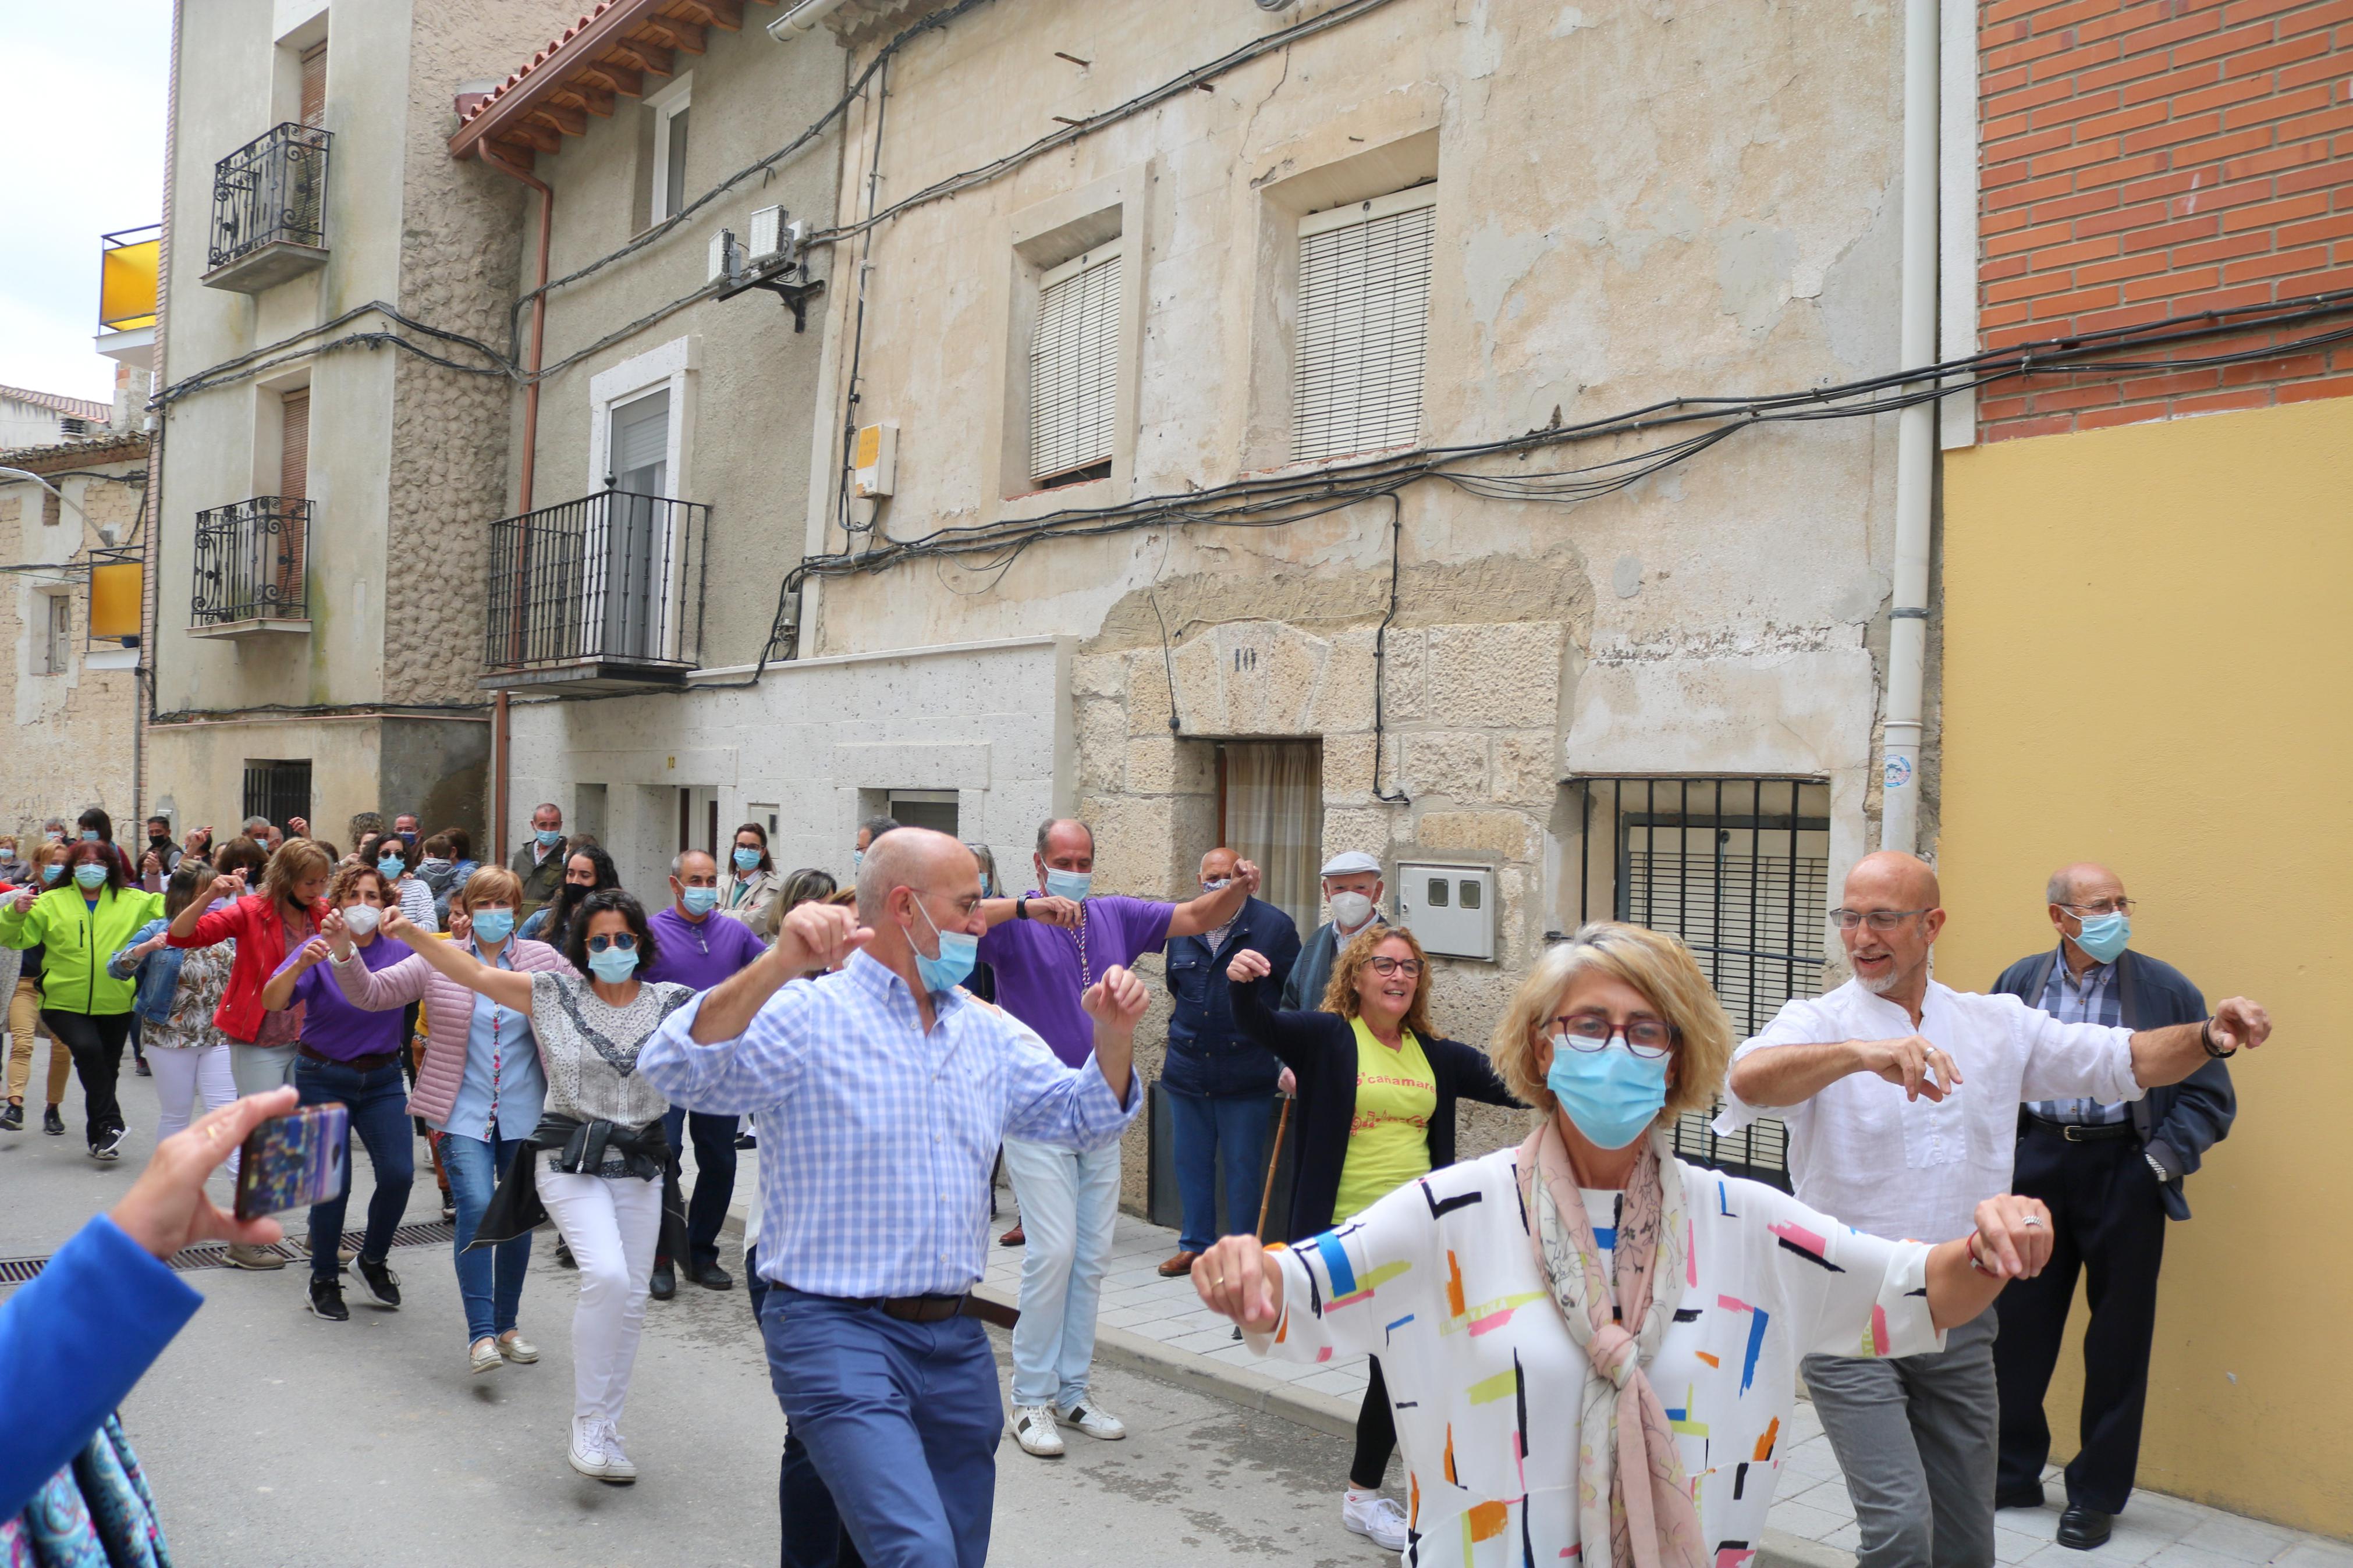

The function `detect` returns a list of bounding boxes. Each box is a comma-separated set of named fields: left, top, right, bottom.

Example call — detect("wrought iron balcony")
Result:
left=191, top=497, right=310, bottom=637
left=482, top=489, right=708, bottom=692
left=204, top=123, right=331, bottom=294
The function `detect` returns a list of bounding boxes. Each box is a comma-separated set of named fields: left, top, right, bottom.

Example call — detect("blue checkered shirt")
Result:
left=2028, top=947, right=2129, bottom=1125
left=637, top=951, right=1141, bottom=1298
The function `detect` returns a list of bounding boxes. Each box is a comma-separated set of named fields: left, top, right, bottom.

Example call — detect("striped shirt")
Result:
left=637, top=951, right=1141, bottom=1298
left=2027, top=947, right=2129, bottom=1125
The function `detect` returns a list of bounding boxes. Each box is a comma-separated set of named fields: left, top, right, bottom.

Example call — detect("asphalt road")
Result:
left=3, top=1067, right=1395, bottom=1567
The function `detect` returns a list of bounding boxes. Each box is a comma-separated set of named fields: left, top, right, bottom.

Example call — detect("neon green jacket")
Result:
left=0, top=883, right=168, bottom=1015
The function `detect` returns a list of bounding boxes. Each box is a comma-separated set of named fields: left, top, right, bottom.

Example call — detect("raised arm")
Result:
left=377, top=908, right=534, bottom=1011
left=1727, top=1033, right=1963, bottom=1110
left=1225, top=950, right=1336, bottom=1071
left=168, top=870, right=250, bottom=944
left=326, top=944, right=433, bottom=1013
left=1166, top=859, right=1260, bottom=939
left=260, top=937, right=332, bottom=1013
left=2128, top=998, right=2267, bottom=1089
left=683, top=901, right=868, bottom=1044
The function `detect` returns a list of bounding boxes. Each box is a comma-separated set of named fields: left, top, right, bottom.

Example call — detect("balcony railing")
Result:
left=191, top=496, right=310, bottom=634
left=205, top=123, right=331, bottom=293
left=483, top=489, right=707, bottom=691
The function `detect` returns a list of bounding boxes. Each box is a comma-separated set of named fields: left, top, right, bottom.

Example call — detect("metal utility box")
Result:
left=1396, top=862, right=1496, bottom=961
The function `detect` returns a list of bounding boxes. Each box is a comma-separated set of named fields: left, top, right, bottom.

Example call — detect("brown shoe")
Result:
left=999, top=1224, right=1025, bottom=1247
left=1156, top=1250, right=1199, bottom=1278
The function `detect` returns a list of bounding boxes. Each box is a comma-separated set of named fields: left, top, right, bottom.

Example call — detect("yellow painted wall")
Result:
left=1938, top=396, right=2353, bottom=1537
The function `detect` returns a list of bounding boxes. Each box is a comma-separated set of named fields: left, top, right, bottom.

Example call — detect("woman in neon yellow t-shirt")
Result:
left=1227, top=925, right=1521, bottom=1553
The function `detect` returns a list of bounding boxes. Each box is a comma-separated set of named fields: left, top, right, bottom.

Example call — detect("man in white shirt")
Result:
left=1716, top=852, right=2269, bottom=1568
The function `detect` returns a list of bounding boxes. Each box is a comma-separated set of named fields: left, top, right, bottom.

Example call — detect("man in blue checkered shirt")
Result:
left=639, top=827, right=1147, bottom=1568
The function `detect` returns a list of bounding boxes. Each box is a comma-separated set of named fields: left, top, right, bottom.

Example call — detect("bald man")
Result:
left=1985, top=863, right=2233, bottom=1549
left=1715, top=852, right=2270, bottom=1568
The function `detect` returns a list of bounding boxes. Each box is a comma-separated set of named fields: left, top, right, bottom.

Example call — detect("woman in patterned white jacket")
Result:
left=1193, top=922, right=2057, bottom=1568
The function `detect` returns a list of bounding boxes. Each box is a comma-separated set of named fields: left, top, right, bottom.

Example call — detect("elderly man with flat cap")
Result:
left=1716, top=851, right=2270, bottom=1568
left=1281, top=851, right=1385, bottom=1014
left=1986, top=862, right=2233, bottom=1551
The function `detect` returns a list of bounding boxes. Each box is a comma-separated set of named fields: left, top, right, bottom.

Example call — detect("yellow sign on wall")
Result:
left=90, top=561, right=142, bottom=641
left=99, top=229, right=160, bottom=333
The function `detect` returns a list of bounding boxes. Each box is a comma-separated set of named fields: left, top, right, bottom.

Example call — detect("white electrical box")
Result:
left=1395, top=862, right=1496, bottom=961
left=748, top=205, right=786, bottom=262
left=707, top=228, right=740, bottom=283
left=853, top=421, right=898, bottom=498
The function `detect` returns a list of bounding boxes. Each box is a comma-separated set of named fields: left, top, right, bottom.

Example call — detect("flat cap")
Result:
left=1319, top=851, right=1383, bottom=877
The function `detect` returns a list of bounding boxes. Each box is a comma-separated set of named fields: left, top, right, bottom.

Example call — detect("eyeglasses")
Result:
left=2057, top=898, right=2135, bottom=916
left=1551, top=1012, right=1676, bottom=1059
left=1367, top=957, right=1424, bottom=977
left=1828, top=908, right=1934, bottom=932
left=585, top=933, right=639, bottom=954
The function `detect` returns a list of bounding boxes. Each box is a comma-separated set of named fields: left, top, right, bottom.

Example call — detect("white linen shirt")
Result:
left=1713, top=977, right=2142, bottom=1244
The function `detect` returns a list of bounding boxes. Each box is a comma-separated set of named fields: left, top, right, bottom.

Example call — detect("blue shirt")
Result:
left=2028, top=945, right=2128, bottom=1124
left=445, top=939, right=546, bottom=1142
left=637, top=951, right=1142, bottom=1297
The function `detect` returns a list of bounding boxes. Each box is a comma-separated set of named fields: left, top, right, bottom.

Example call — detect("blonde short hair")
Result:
left=1490, top=922, right=1735, bottom=1123
left=459, top=865, right=524, bottom=910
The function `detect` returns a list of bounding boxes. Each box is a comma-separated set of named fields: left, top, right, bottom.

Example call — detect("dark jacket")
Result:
left=510, top=843, right=566, bottom=917
left=1163, top=896, right=1301, bottom=1099
left=1280, top=916, right=1386, bottom=1012
left=1992, top=944, right=2234, bottom=1221
left=1231, top=976, right=1522, bottom=1243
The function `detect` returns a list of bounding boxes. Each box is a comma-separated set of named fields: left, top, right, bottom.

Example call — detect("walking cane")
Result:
left=1254, top=1094, right=1292, bottom=1242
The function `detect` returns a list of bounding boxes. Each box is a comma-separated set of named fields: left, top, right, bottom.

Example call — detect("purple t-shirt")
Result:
left=274, top=933, right=414, bottom=1062
left=644, top=905, right=768, bottom=991
left=977, top=893, right=1173, bottom=1068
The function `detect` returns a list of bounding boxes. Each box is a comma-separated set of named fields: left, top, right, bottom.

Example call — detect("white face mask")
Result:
left=1329, top=890, right=1376, bottom=930
left=342, top=904, right=383, bottom=936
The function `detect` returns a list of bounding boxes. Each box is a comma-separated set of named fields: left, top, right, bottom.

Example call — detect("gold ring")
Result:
left=1208, top=1275, right=1225, bottom=1288
left=203, top=1123, right=223, bottom=1143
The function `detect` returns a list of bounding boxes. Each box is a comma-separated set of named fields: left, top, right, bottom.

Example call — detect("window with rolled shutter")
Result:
left=279, top=390, right=310, bottom=502
left=1029, top=245, right=1122, bottom=486
left=276, top=390, right=310, bottom=612
left=299, top=42, right=326, bottom=128
left=1293, top=187, right=1436, bottom=464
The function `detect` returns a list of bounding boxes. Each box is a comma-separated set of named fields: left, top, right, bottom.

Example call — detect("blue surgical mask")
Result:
left=2072, top=912, right=2130, bottom=964
left=1044, top=867, right=1092, bottom=902
left=1546, top=1036, right=1669, bottom=1151
left=80, top=830, right=99, bottom=842
left=682, top=886, right=719, bottom=916
left=471, top=908, right=516, bottom=945
left=733, top=847, right=762, bottom=872
left=587, top=945, right=640, bottom=983
left=535, top=828, right=563, bottom=848
left=907, top=898, right=978, bottom=994
left=73, top=864, right=108, bottom=890
left=1202, top=877, right=1231, bottom=893
left=378, top=857, right=405, bottom=879
left=40, top=864, right=63, bottom=884
left=851, top=849, right=864, bottom=874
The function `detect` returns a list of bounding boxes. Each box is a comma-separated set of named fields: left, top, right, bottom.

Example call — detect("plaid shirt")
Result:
left=2028, top=946, right=2130, bottom=1124
left=637, top=951, right=1141, bottom=1298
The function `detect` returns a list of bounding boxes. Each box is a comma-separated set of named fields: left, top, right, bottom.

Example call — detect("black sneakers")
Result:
left=354, top=1256, right=402, bottom=1309
left=648, top=1260, right=676, bottom=1300
left=0, top=1102, right=20, bottom=1132
left=308, top=1278, right=350, bottom=1321
left=41, top=1105, right=62, bottom=1136
left=91, top=1125, right=128, bottom=1161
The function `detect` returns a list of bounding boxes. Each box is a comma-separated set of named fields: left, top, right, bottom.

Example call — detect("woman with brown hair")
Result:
left=1225, top=923, right=1521, bottom=1552
left=2, top=839, right=76, bottom=1136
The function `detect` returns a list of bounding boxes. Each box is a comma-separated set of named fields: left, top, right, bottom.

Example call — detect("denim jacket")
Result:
left=107, top=918, right=184, bottom=1026
left=1160, top=897, right=1301, bottom=1099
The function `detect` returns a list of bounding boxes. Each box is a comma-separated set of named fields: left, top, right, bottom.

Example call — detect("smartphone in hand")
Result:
left=234, top=1103, right=349, bottom=1222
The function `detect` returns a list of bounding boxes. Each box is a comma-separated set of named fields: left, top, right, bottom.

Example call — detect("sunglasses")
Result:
left=585, top=933, right=639, bottom=954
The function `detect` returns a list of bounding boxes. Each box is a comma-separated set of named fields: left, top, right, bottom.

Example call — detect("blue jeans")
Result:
left=293, top=1056, right=416, bottom=1283
left=661, top=1105, right=739, bottom=1271
left=747, top=1248, right=863, bottom=1568
left=1165, top=1087, right=1276, bottom=1254
left=440, top=1130, right=531, bottom=1344
left=1000, top=1135, right=1120, bottom=1410
left=760, top=1288, right=999, bottom=1568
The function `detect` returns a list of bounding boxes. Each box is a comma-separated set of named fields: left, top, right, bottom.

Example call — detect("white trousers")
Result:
left=150, top=1043, right=238, bottom=1174
left=536, top=1162, right=662, bottom=1426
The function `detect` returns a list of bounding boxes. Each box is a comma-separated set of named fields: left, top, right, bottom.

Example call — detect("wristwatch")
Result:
left=1016, top=897, right=1030, bottom=921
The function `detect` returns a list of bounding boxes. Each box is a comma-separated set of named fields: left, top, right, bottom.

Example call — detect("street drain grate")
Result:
left=0, top=1219, right=459, bottom=1287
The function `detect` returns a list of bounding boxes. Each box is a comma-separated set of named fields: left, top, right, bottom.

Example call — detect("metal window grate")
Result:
left=0, top=1220, right=459, bottom=1289
left=210, top=122, right=331, bottom=269
left=243, top=759, right=313, bottom=832
left=193, top=496, right=311, bottom=625
left=1565, top=777, right=1832, bottom=1190
left=484, top=488, right=708, bottom=674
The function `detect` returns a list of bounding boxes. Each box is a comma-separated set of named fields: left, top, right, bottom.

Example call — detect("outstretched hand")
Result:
left=1192, top=1235, right=1284, bottom=1334
left=111, top=1087, right=299, bottom=1260
left=1858, top=1034, right=1961, bottom=1102
left=1226, top=948, right=1272, bottom=985
left=1081, top=965, right=1148, bottom=1033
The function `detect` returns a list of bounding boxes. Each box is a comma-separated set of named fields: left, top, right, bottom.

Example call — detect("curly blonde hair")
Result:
left=1490, top=922, right=1735, bottom=1122
left=1321, top=925, right=1436, bottom=1040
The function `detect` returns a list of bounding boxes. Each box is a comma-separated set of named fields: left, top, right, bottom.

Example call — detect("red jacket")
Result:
left=166, top=892, right=322, bottom=1044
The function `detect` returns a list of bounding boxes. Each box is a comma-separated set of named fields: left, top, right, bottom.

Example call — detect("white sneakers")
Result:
left=470, top=1338, right=502, bottom=1375
left=1343, top=1491, right=1410, bottom=1551
left=497, top=1331, right=540, bottom=1363
left=1012, top=1404, right=1064, bottom=1457
left=1057, top=1400, right=1127, bottom=1442
left=568, top=1417, right=637, bottom=1484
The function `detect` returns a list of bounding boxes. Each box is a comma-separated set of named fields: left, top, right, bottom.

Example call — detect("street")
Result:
left=2, top=1073, right=1393, bottom=1567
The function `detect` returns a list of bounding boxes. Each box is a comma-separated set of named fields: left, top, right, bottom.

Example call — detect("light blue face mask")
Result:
left=851, top=849, right=864, bottom=875
left=2071, top=912, right=2130, bottom=964
left=535, top=828, right=563, bottom=848
left=73, top=864, right=108, bottom=890
left=378, top=857, right=406, bottom=880
left=587, top=945, right=640, bottom=983
left=1042, top=867, right=1092, bottom=902
left=41, top=864, right=64, bottom=884
left=733, top=847, right=762, bottom=872
left=908, top=897, right=979, bottom=994
left=682, top=886, right=719, bottom=916
left=1546, top=1035, right=1670, bottom=1151
left=80, top=830, right=99, bottom=842
left=470, top=908, right=516, bottom=945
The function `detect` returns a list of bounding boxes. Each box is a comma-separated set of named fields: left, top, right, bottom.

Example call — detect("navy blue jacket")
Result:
left=1162, top=896, right=1300, bottom=1099
left=1992, top=944, right=2234, bottom=1221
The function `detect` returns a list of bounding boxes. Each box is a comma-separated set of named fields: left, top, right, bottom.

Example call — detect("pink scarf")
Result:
left=1516, top=1120, right=1705, bottom=1568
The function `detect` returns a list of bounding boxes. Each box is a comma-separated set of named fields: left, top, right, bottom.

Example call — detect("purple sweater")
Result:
left=272, top=934, right=414, bottom=1061
left=644, top=905, right=766, bottom=991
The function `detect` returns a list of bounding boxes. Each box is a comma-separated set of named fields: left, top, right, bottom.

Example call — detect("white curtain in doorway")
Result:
left=1222, top=742, right=1322, bottom=935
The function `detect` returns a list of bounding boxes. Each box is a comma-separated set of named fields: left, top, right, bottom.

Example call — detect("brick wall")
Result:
left=1977, top=0, right=2353, bottom=439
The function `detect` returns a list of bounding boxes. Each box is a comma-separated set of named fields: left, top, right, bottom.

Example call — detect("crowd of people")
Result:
left=0, top=797, right=2270, bottom=1568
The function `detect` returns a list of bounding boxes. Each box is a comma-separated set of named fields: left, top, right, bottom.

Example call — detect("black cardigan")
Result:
left=1230, top=975, right=1522, bottom=1245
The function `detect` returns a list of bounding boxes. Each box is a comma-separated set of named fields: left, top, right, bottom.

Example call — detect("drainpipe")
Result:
left=1880, top=0, right=1938, bottom=856
left=480, top=147, right=551, bottom=867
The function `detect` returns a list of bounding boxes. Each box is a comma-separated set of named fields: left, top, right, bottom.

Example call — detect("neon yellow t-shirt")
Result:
left=1331, top=1015, right=1438, bottom=1224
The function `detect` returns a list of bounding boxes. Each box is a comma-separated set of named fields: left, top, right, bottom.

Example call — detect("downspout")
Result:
left=1880, top=0, right=1938, bottom=855
left=479, top=147, right=552, bottom=867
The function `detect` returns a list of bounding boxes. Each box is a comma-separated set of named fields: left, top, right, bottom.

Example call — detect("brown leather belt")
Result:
left=299, top=1044, right=402, bottom=1074
left=2021, top=1111, right=2134, bottom=1143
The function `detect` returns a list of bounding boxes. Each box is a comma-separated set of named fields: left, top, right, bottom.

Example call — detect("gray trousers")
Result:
left=1802, top=1310, right=1999, bottom=1568
left=229, top=1041, right=299, bottom=1098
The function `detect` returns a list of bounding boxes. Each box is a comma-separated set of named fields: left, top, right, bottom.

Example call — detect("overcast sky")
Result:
left=0, top=2, right=173, bottom=403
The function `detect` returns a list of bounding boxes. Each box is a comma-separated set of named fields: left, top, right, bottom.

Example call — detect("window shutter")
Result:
left=279, top=390, right=310, bottom=502
left=1293, top=189, right=1436, bottom=464
left=299, top=43, right=326, bottom=128
left=1029, top=247, right=1122, bottom=483
left=611, top=388, right=670, bottom=493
